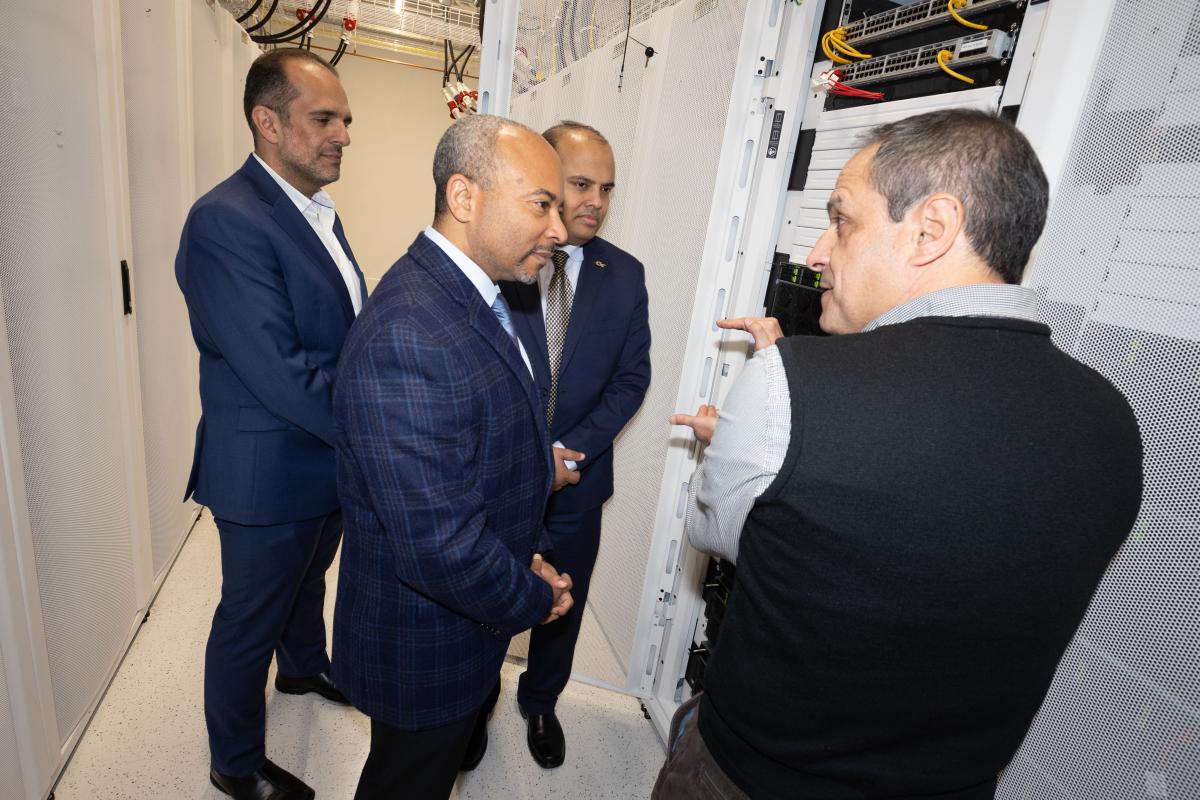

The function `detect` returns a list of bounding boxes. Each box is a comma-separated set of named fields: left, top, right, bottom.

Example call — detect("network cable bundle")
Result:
left=813, top=0, right=1032, bottom=108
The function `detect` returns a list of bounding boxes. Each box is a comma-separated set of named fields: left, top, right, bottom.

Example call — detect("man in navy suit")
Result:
left=499, top=121, right=652, bottom=768
left=332, top=114, right=577, bottom=800
left=175, top=50, right=363, bottom=800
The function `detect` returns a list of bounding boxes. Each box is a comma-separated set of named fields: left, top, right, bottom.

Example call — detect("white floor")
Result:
left=53, top=512, right=665, bottom=799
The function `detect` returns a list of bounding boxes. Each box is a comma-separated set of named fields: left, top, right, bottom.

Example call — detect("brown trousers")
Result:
left=651, top=693, right=750, bottom=799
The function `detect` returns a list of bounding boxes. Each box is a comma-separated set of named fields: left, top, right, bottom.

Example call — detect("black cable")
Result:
left=243, top=0, right=280, bottom=33
left=330, top=38, right=348, bottom=66
left=236, top=0, right=263, bottom=24
left=252, top=0, right=332, bottom=44
left=568, top=0, right=579, bottom=65
left=617, top=1, right=632, bottom=91
left=253, top=0, right=328, bottom=44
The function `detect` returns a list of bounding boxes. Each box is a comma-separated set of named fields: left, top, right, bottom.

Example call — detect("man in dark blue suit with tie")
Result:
left=332, top=114, right=577, bottom=800
left=500, top=121, right=652, bottom=768
left=175, top=50, right=363, bottom=800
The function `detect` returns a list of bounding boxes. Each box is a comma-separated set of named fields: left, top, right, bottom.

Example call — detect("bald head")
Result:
left=433, top=115, right=545, bottom=219
left=431, top=114, right=567, bottom=284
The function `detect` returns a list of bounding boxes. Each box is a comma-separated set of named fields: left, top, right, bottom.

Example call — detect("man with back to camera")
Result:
left=486, top=121, right=651, bottom=770
left=175, top=49, right=362, bottom=800
left=331, top=114, right=577, bottom=800
left=659, top=109, right=1143, bottom=799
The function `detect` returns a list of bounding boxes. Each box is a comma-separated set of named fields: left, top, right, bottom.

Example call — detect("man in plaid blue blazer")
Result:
left=332, top=115, right=577, bottom=800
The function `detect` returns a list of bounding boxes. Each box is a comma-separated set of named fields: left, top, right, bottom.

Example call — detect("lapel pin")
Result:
left=595, top=259, right=606, bottom=269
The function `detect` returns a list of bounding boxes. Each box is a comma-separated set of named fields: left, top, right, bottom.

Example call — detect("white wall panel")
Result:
left=0, top=645, right=22, bottom=800
left=509, top=0, right=750, bottom=688
left=0, top=0, right=145, bottom=753
left=121, top=0, right=202, bottom=581
left=192, top=1, right=247, bottom=196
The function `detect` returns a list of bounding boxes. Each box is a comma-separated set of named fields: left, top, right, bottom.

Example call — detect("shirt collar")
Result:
left=422, top=226, right=500, bottom=306
left=862, top=284, right=1041, bottom=333
left=252, top=153, right=334, bottom=216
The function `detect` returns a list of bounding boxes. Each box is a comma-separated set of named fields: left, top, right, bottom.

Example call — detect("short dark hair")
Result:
left=861, top=108, right=1048, bottom=284
left=432, top=114, right=538, bottom=218
left=543, top=121, right=609, bottom=149
left=243, top=49, right=337, bottom=143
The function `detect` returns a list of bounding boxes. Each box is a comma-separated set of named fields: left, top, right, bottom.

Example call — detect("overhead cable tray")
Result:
left=839, top=29, right=1013, bottom=87
left=840, top=0, right=1021, bottom=46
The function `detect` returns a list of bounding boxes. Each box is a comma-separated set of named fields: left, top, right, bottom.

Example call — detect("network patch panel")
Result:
left=839, top=0, right=1021, bottom=46
left=839, top=29, right=1013, bottom=87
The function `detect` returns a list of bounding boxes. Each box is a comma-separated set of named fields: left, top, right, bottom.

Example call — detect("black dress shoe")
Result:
left=458, top=704, right=492, bottom=771
left=519, top=706, right=565, bottom=768
left=460, top=680, right=502, bottom=772
left=209, top=759, right=315, bottom=800
left=274, top=671, right=350, bottom=705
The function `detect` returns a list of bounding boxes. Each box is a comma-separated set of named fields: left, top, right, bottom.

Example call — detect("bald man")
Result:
left=332, top=115, right=576, bottom=800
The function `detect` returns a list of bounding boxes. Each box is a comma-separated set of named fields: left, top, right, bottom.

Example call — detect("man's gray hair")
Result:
left=432, top=114, right=540, bottom=218
left=861, top=108, right=1049, bottom=284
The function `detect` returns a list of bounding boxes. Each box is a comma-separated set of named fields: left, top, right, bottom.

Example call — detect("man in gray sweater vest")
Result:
left=659, top=109, right=1143, bottom=799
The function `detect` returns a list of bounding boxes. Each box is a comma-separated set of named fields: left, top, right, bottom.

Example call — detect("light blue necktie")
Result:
left=491, top=294, right=517, bottom=343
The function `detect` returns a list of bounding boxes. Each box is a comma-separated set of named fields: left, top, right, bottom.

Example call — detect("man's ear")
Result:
left=911, top=192, right=963, bottom=267
left=251, top=105, right=282, bottom=146
left=445, top=174, right=477, bottom=224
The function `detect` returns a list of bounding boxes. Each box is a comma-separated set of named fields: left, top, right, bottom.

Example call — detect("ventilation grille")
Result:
left=998, top=0, right=1200, bottom=796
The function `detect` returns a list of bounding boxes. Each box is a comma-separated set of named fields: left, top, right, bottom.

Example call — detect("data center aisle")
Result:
left=54, top=512, right=665, bottom=799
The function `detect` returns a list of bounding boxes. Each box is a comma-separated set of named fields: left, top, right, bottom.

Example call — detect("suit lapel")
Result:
left=411, top=235, right=553, bottom=464
left=558, top=240, right=608, bottom=375
left=241, top=157, right=356, bottom=324
left=334, top=216, right=369, bottom=303
left=501, top=281, right=551, bottom=389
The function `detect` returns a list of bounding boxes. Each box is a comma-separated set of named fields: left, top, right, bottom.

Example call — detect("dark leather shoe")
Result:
left=459, top=703, right=494, bottom=771
left=209, top=759, right=315, bottom=800
left=274, top=671, right=350, bottom=705
left=520, top=706, right=565, bottom=768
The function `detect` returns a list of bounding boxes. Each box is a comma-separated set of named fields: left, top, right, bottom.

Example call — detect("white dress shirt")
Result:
left=421, top=226, right=534, bottom=378
left=253, top=154, right=362, bottom=315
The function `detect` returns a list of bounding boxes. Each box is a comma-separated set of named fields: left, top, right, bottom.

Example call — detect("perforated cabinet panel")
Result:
left=998, top=0, right=1200, bottom=797
left=192, top=3, right=244, bottom=197
left=0, top=645, right=22, bottom=800
left=0, top=2, right=139, bottom=743
left=509, top=0, right=748, bottom=684
left=120, top=0, right=200, bottom=579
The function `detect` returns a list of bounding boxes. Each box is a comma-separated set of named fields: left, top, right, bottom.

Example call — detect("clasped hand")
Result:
left=531, top=553, right=573, bottom=624
left=551, top=446, right=586, bottom=492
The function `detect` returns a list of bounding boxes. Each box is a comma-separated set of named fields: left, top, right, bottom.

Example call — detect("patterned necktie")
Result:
left=491, top=294, right=517, bottom=343
left=545, top=249, right=572, bottom=426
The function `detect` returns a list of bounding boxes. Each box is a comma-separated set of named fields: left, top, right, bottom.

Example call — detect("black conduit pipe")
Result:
left=236, top=0, right=263, bottom=24
left=243, top=0, right=281, bottom=33
left=252, top=0, right=332, bottom=44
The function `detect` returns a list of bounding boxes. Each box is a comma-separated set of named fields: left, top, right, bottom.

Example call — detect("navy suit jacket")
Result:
left=175, top=156, right=366, bottom=525
left=501, top=236, right=651, bottom=514
left=332, top=233, right=556, bottom=730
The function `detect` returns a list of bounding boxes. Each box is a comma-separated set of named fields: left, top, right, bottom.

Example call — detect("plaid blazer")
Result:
left=332, top=233, right=555, bottom=730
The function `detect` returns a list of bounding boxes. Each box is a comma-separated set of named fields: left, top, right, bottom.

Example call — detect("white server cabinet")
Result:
left=487, top=0, right=1199, bottom=795
left=0, top=2, right=257, bottom=797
